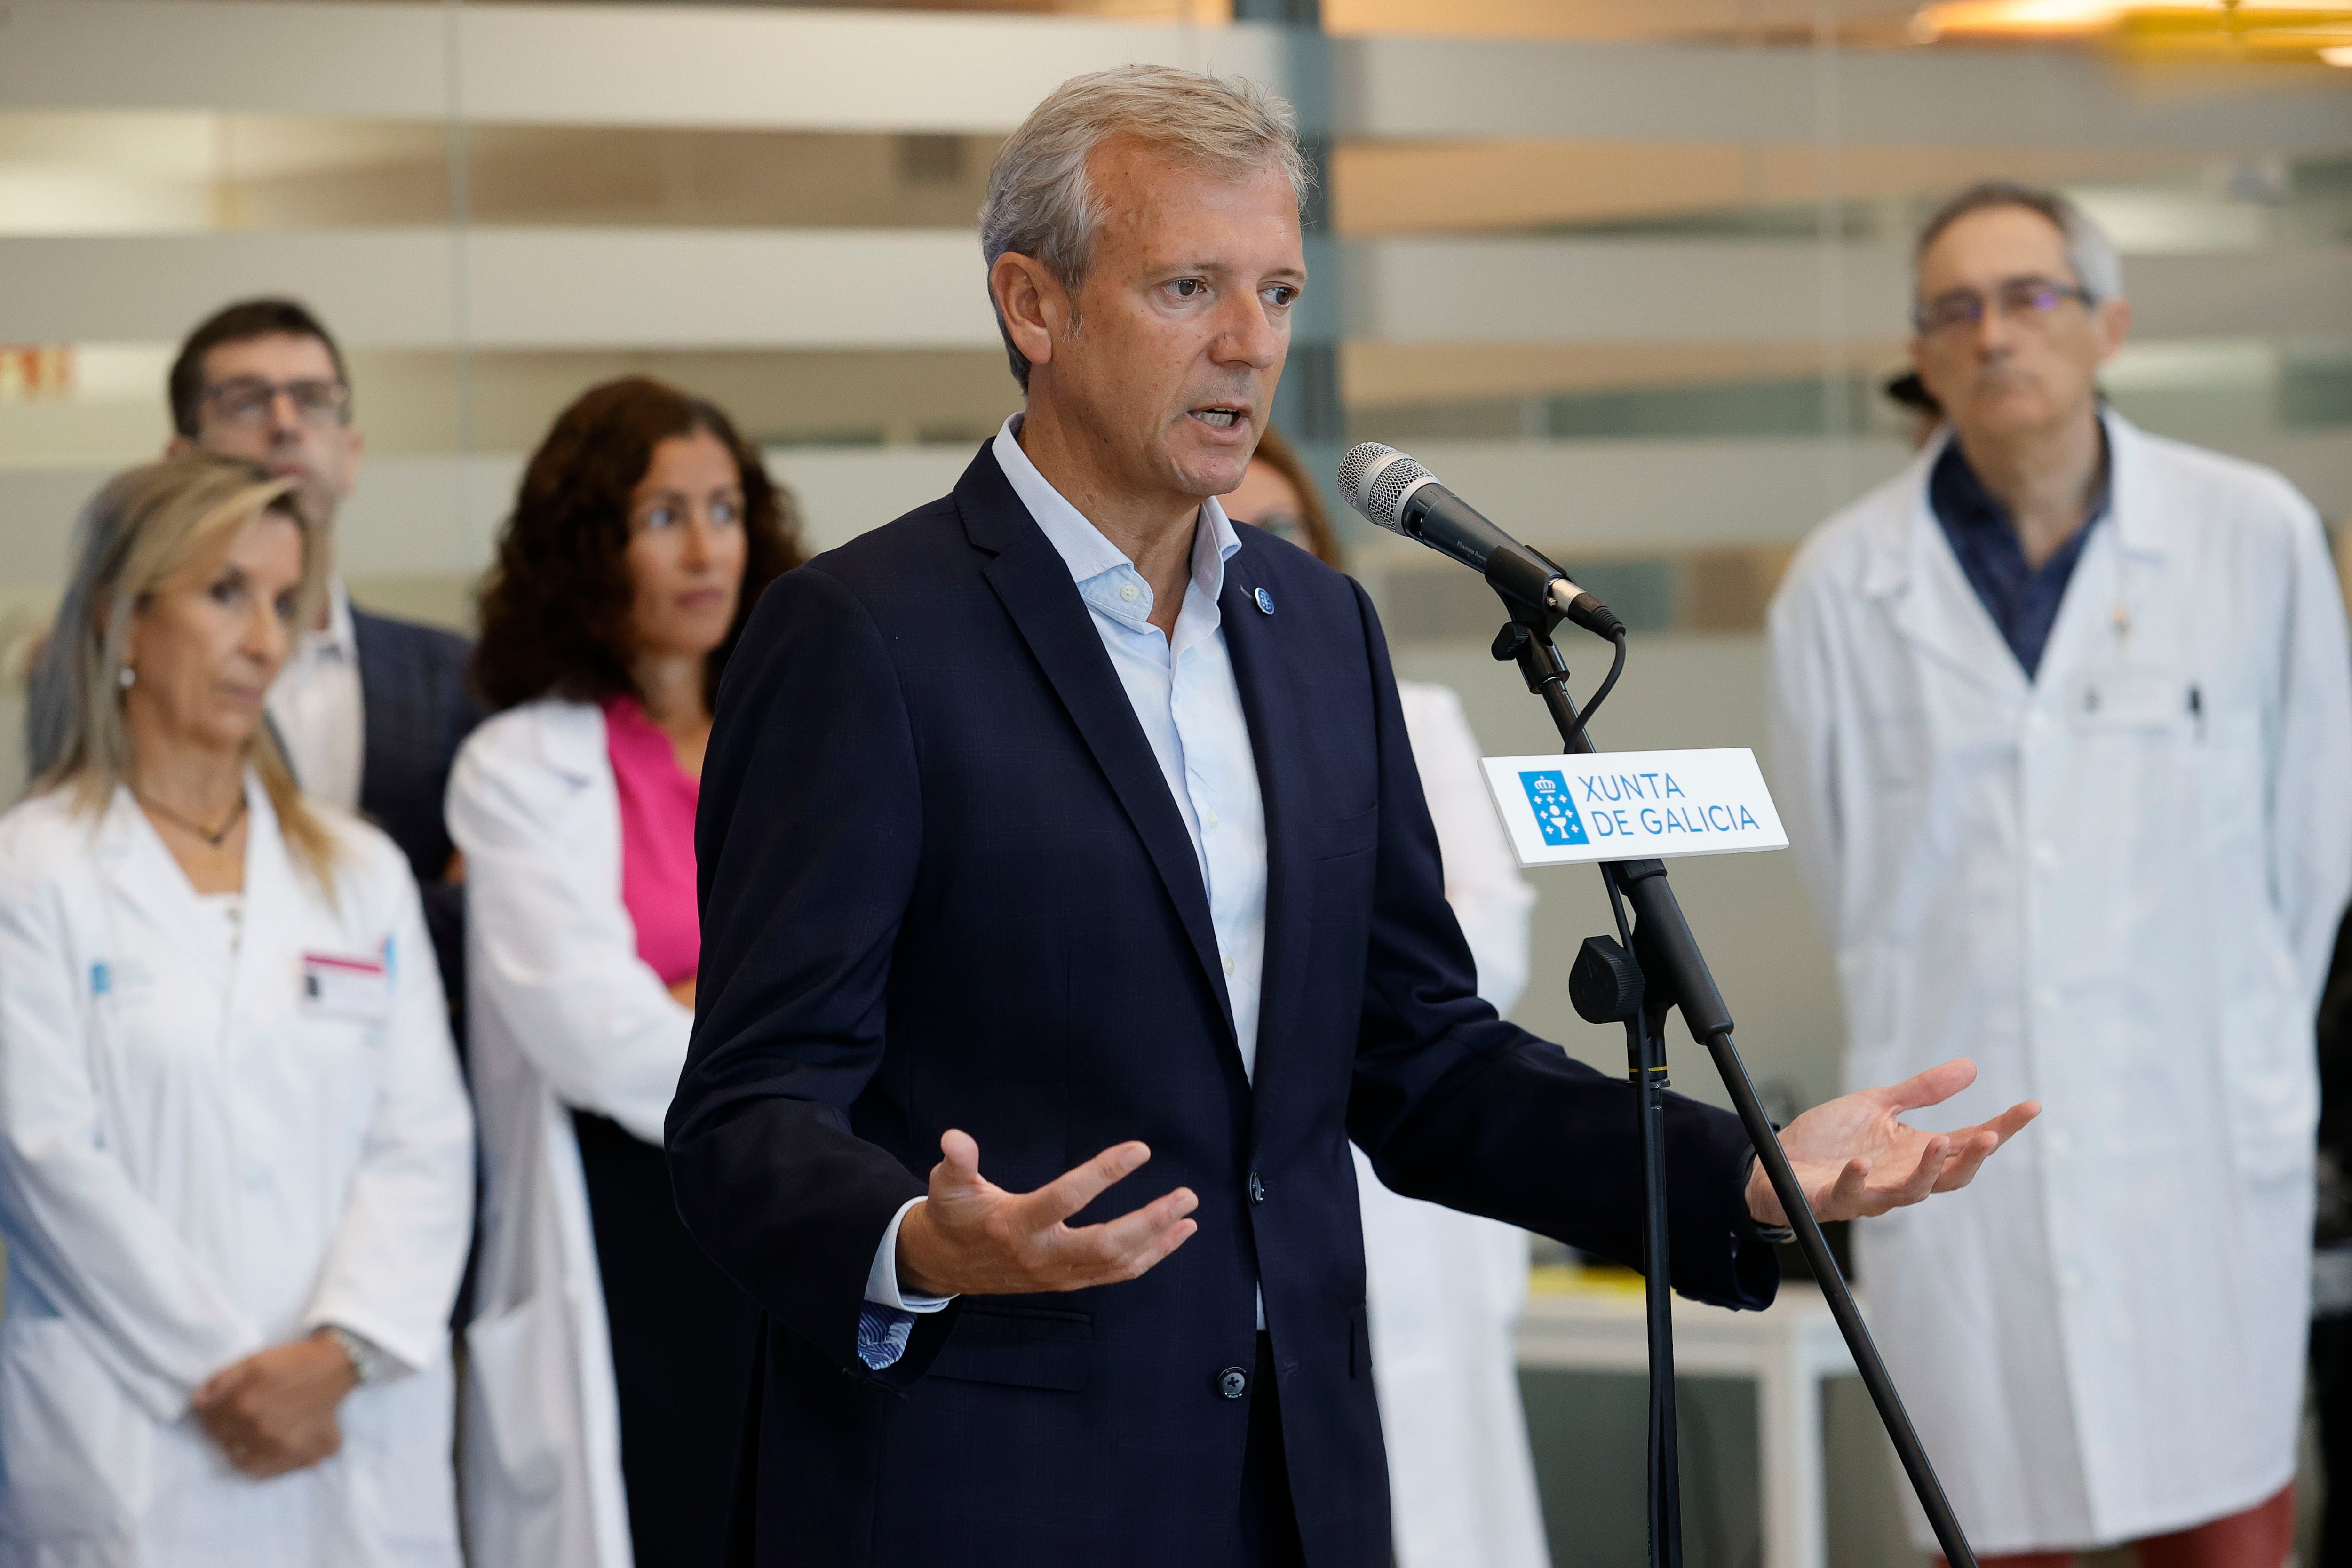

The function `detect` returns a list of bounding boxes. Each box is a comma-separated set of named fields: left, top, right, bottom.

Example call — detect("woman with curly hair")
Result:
left=451, top=378, right=804, bottom=1568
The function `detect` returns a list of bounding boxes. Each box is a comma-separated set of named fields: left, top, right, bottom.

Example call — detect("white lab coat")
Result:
left=0, top=779, right=474, bottom=1568
left=1768, top=411, right=2352, bottom=1552
left=447, top=700, right=690, bottom=1568
left=1354, top=680, right=1551, bottom=1568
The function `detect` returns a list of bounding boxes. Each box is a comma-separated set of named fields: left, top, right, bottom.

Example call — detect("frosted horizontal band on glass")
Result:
left=6, top=431, right=2345, bottom=592
left=4, top=1, right=2345, bottom=150
left=4, top=232, right=2344, bottom=350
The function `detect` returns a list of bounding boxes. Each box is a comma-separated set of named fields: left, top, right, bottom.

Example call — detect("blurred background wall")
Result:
left=0, top=2, right=2345, bottom=1561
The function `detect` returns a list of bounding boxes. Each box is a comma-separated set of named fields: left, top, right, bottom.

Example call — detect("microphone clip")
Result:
left=1489, top=561, right=1625, bottom=750
left=1491, top=587, right=1580, bottom=702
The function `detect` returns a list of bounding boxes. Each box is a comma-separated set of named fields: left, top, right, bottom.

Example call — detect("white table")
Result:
left=1515, top=1269, right=1859, bottom=1568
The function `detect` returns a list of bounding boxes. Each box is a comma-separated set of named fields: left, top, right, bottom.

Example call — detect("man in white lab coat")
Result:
left=1770, top=182, right=2352, bottom=1565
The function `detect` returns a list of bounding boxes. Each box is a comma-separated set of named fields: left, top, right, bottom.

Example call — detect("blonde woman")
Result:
left=0, top=454, right=475, bottom=1567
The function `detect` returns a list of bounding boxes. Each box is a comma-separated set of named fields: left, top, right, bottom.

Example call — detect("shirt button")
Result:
left=1204, top=810, right=1220, bottom=830
left=2046, top=1130, right=2071, bottom=1157
left=1119, top=582, right=1139, bottom=603
left=1217, top=1366, right=1249, bottom=1400
left=1248, top=1171, right=1266, bottom=1205
left=2033, top=843, right=2058, bottom=867
left=1223, top=956, right=1236, bottom=976
left=2035, top=985, right=2059, bottom=1009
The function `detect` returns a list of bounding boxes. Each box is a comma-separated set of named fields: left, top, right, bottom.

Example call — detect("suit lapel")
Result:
left=1894, top=507, right=2026, bottom=700
left=95, top=788, right=207, bottom=965
left=959, top=452, right=1237, bottom=1043
left=348, top=605, right=390, bottom=819
left=1217, top=543, right=1308, bottom=1107
left=1860, top=449, right=2026, bottom=704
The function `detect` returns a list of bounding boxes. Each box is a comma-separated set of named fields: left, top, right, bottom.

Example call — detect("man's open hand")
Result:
left=895, top=1130, right=1199, bottom=1297
left=1745, top=1058, right=2039, bottom=1228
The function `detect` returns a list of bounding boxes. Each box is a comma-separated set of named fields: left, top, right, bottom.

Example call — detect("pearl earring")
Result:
left=118, top=666, right=135, bottom=689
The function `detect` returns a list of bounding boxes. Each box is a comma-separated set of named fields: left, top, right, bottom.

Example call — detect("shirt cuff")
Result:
left=857, top=1304, right=918, bottom=1370
left=318, top=1322, right=410, bottom=1384
left=865, top=1196, right=955, bottom=1313
left=1740, top=1149, right=1797, bottom=1244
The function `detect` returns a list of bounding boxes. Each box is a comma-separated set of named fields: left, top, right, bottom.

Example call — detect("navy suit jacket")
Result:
left=349, top=605, right=481, bottom=1006
left=668, top=447, right=1779, bottom=1568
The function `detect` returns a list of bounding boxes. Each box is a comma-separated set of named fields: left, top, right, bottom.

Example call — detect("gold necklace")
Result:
left=135, top=790, right=247, bottom=849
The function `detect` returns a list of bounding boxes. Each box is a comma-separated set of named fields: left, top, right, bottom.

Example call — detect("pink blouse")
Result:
left=603, top=696, right=700, bottom=987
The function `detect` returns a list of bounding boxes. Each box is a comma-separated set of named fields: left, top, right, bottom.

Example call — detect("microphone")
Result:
left=1336, top=442, right=1625, bottom=640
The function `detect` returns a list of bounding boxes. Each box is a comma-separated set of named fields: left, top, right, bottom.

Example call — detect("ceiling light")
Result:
left=1915, top=0, right=2125, bottom=38
left=1917, top=0, right=2352, bottom=56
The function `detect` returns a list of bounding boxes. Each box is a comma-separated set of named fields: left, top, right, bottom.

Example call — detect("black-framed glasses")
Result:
left=200, top=376, right=352, bottom=429
left=1914, top=278, right=2093, bottom=336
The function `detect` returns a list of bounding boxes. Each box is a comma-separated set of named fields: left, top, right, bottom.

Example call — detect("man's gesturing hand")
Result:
left=1745, top=1058, right=2040, bottom=1228
left=895, top=1130, right=1200, bottom=1298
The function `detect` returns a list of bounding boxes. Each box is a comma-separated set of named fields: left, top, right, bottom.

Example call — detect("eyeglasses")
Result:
left=200, top=376, right=352, bottom=429
left=1914, top=278, right=2093, bottom=337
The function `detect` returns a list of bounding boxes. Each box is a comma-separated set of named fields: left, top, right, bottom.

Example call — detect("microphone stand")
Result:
left=1487, top=589, right=1980, bottom=1568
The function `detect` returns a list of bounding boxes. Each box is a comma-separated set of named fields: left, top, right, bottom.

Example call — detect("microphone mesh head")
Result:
left=1337, top=442, right=1400, bottom=527
left=1338, top=441, right=1434, bottom=534
left=1366, top=452, right=1431, bottom=530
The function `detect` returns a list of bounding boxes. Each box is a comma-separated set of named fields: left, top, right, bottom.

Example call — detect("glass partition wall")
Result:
left=2, top=0, right=2342, bottom=1150
left=0, top=2, right=2342, bottom=1560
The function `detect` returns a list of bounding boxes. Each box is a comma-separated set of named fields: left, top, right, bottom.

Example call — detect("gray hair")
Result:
left=24, top=454, right=341, bottom=886
left=1915, top=180, right=2124, bottom=309
left=979, top=64, right=1311, bottom=391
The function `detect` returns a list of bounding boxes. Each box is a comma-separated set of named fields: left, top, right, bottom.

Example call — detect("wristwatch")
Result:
left=320, top=1324, right=398, bottom=1385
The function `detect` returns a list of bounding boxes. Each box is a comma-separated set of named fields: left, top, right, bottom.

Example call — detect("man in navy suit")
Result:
left=669, top=66, right=2034, bottom=1568
left=167, top=299, right=482, bottom=1000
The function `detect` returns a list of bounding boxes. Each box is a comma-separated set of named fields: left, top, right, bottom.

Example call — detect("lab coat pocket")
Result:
left=0, top=1313, right=152, bottom=1543
left=2190, top=709, right=2263, bottom=855
left=2219, top=951, right=2317, bottom=1186
left=462, top=1296, right=568, bottom=1501
left=342, top=1362, right=462, bottom=1559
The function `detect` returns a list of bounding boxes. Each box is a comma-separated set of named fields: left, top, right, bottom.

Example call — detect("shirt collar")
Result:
left=306, top=577, right=357, bottom=661
left=991, top=414, right=1240, bottom=632
left=1929, top=427, right=2114, bottom=547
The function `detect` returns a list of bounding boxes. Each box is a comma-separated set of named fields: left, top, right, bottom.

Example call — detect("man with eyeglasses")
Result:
left=1770, top=183, right=2352, bottom=1568
left=166, top=298, right=483, bottom=1018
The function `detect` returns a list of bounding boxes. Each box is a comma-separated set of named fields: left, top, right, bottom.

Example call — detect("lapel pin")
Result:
left=1255, top=587, right=1275, bottom=615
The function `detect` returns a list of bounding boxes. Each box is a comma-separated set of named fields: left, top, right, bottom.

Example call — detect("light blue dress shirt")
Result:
left=857, top=414, right=1271, bottom=1369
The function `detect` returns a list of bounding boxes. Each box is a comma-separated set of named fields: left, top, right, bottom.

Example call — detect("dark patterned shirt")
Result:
left=1928, top=437, right=2111, bottom=681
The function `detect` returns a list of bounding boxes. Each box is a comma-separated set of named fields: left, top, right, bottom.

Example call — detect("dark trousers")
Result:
left=1238, top=1330, right=1307, bottom=1568
left=2318, top=1317, right=2352, bottom=1568
left=575, top=1111, right=764, bottom=1568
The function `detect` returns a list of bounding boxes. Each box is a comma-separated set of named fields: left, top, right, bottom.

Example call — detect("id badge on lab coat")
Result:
left=2066, top=666, right=2186, bottom=729
left=301, top=948, right=393, bottom=1023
